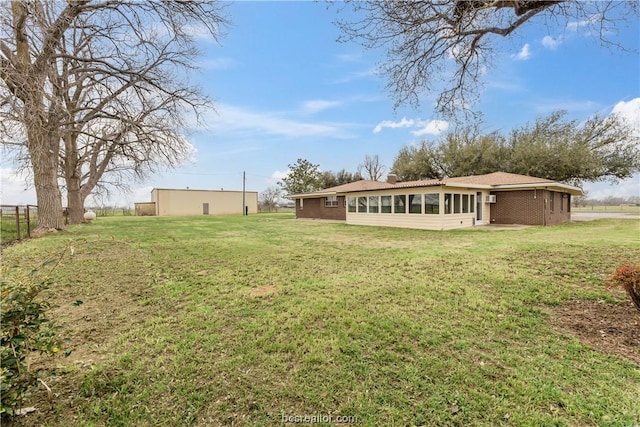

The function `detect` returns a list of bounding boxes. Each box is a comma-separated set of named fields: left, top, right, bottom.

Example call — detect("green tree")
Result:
left=278, top=159, right=322, bottom=195
left=391, top=111, right=639, bottom=185
left=319, top=169, right=363, bottom=188
left=507, top=111, right=639, bottom=185
left=438, top=128, right=510, bottom=178
left=391, top=142, right=440, bottom=181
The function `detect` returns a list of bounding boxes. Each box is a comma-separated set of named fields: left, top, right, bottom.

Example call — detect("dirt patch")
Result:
left=549, top=298, right=640, bottom=365
left=249, top=285, right=278, bottom=297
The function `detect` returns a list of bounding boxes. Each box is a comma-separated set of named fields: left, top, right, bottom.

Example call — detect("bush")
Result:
left=1, top=260, right=63, bottom=418
left=608, top=264, right=640, bottom=312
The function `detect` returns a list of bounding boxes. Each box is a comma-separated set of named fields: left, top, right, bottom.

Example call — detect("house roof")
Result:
left=290, top=172, right=583, bottom=198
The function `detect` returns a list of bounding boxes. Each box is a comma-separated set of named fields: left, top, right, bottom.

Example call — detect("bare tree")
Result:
left=358, top=154, right=385, bottom=181
left=334, top=1, right=638, bottom=117
left=53, top=16, right=207, bottom=224
left=259, top=187, right=282, bottom=212
left=0, top=1, right=227, bottom=230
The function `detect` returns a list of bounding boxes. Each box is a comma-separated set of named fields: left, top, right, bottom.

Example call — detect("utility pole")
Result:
left=242, top=171, right=246, bottom=215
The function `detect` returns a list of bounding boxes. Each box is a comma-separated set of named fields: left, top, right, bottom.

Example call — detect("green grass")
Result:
left=0, top=213, right=37, bottom=244
left=2, top=213, right=640, bottom=426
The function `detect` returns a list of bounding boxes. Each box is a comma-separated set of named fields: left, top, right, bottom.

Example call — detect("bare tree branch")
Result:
left=334, top=1, right=638, bottom=117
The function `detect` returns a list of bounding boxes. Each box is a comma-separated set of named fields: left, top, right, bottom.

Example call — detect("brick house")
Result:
left=290, top=172, right=582, bottom=230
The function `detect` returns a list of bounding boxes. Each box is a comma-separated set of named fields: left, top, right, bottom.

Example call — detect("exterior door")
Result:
left=476, top=192, right=482, bottom=222
left=203, top=203, right=209, bottom=215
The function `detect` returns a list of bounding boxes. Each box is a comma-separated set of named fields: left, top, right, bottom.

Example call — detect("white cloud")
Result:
left=511, top=44, right=531, bottom=61
left=373, top=117, right=449, bottom=136
left=566, top=15, right=600, bottom=32
left=541, top=35, right=562, bottom=50
left=182, top=23, right=223, bottom=43
left=332, top=67, right=378, bottom=84
left=583, top=98, right=640, bottom=200
left=301, top=99, right=343, bottom=114
left=203, top=104, right=355, bottom=139
left=0, top=168, right=36, bottom=205
left=583, top=177, right=640, bottom=200
left=611, top=98, right=640, bottom=136
left=268, top=170, right=289, bottom=187
left=412, top=120, right=450, bottom=136
left=373, top=117, right=415, bottom=133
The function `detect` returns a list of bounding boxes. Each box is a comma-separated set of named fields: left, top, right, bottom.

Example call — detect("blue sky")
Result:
left=1, top=1, right=639, bottom=206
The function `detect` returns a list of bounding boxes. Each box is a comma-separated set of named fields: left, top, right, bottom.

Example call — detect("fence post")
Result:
left=15, top=205, right=21, bottom=240
left=25, top=206, right=31, bottom=238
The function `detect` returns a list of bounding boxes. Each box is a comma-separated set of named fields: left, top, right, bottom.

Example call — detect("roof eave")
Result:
left=492, top=183, right=583, bottom=195
left=288, top=190, right=338, bottom=199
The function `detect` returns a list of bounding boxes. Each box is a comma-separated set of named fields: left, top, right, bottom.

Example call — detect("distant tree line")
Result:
left=573, top=195, right=640, bottom=208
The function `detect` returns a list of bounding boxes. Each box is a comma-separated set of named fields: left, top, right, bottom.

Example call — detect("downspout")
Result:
left=543, top=191, right=547, bottom=226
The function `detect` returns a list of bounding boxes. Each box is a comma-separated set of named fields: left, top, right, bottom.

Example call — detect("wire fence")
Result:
left=1, top=205, right=38, bottom=245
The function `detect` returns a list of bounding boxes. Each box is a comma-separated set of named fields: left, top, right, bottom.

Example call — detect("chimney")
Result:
left=386, top=173, right=397, bottom=185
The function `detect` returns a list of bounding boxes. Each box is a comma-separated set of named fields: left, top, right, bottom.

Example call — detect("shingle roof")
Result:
left=290, top=172, right=581, bottom=197
left=319, top=180, right=393, bottom=193
left=446, top=172, right=554, bottom=186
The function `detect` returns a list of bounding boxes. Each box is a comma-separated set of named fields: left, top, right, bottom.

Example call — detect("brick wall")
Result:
left=546, top=190, right=571, bottom=225
left=296, top=196, right=346, bottom=220
left=490, top=190, right=570, bottom=226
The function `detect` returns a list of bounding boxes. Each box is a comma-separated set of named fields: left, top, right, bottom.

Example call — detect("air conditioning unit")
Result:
left=485, top=195, right=497, bottom=203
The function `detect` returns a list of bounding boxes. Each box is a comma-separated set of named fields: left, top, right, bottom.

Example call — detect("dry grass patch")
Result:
left=249, top=285, right=278, bottom=297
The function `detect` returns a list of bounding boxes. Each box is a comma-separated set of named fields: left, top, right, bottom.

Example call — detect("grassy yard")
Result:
left=2, top=214, right=639, bottom=426
left=0, top=211, right=37, bottom=245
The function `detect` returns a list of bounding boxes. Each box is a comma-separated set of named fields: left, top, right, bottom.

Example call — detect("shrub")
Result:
left=608, top=264, right=640, bottom=312
left=1, top=260, right=64, bottom=418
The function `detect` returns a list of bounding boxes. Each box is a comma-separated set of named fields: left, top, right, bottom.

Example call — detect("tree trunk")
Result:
left=66, top=177, right=85, bottom=225
left=64, top=133, right=86, bottom=225
left=28, top=128, right=65, bottom=230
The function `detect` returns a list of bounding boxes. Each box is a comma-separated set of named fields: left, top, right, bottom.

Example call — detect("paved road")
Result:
left=571, top=212, right=640, bottom=221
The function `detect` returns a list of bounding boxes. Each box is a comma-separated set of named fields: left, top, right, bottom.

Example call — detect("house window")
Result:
left=369, top=196, right=379, bottom=213
left=549, top=191, right=555, bottom=213
left=408, top=194, right=422, bottom=214
left=394, top=195, right=406, bottom=214
left=462, top=194, right=469, bottom=213
left=470, top=194, right=475, bottom=213
left=454, top=194, right=461, bottom=213
left=381, top=195, right=392, bottom=213
left=444, top=193, right=452, bottom=214
left=424, top=193, right=439, bottom=214
left=358, top=197, right=367, bottom=213
left=347, top=197, right=356, bottom=213
left=567, top=194, right=571, bottom=212
left=300, top=199, right=304, bottom=210
left=560, top=193, right=564, bottom=212
left=325, top=196, right=339, bottom=207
